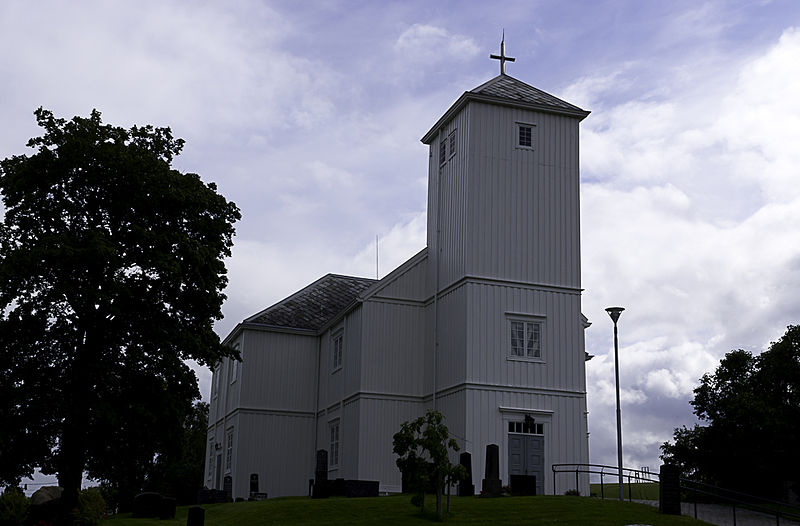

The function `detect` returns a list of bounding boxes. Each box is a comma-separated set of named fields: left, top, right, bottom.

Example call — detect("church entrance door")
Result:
left=508, top=434, right=544, bottom=495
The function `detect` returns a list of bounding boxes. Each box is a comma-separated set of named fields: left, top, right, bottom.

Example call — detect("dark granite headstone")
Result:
left=223, top=475, right=232, bottom=500
left=344, top=480, right=379, bottom=497
left=659, top=464, right=681, bottom=515
left=250, top=473, right=259, bottom=494
left=481, top=444, right=502, bottom=496
left=132, top=492, right=163, bottom=518
left=458, top=452, right=475, bottom=496
left=313, top=449, right=330, bottom=498
left=159, top=497, right=177, bottom=519
left=196, top=488, right=228, bottom=504
left=510, top=475, right=536, bottom=496
left=187, top=506, right=205, bottom=526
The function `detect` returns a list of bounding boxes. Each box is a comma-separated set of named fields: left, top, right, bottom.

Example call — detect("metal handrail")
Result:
left=551, top=463, right=800, bottom=525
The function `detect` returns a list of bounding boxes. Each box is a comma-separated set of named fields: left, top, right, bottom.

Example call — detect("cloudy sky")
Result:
left=3, top=0, right=800, bottom=481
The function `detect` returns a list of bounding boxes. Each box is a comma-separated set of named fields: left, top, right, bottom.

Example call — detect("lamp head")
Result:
left=605, top=306, right=625, bottom=324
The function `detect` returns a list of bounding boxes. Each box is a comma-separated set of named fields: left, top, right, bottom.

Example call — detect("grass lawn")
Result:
left=103, top=494, right=712, bottom=526
left=591, top=482, right=661, bottom=500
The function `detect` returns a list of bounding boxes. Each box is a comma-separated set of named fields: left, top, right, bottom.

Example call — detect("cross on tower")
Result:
left=490, top=32, right=515, bottom=75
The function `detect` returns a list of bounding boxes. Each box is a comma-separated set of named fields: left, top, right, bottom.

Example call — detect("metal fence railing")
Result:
left=551, top=463, right=800, bottom=525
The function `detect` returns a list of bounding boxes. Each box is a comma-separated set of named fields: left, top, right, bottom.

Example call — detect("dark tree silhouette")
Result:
left=661, top=325, right=800, bottom=499
left=0, top=109, right=240, bottom=522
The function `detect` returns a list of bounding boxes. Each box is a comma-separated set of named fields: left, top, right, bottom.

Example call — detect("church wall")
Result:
left=355, top=396, right=425, bottom=493
left=359, top=299, right=426, bottom=396
left=238, top=329, right=318, bottom=413
left=428, top=284, right=468, bottom=394
left=464, top=387, right=589, bottom=496
left=233, top=411, right=315, bottom=499
left=466, top=103, right=581, bottom=288
left=426, top=104, right=471, bottom=292
left=317, top=306, right=362, bottom=416
left=463, top=281, right=585, bottom=392
left=371, top=251, right=428, bottom=302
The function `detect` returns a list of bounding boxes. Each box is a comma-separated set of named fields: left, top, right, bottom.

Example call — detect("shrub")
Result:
left=0, top=488, right=29, bottom=526
left=564, top=489, right=581, bottom=496
left=74, top=488, right=106, bottom=526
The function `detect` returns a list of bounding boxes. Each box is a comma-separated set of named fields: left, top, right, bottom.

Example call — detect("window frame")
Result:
left=447, top=129, right=457, bottom=159
left=439, top=138, right=447, bottom=166
left=225, top=427, right=234, bottom=473
left=516, top=122, right=536, bottom=150
left=230, top=343, right=240, bottom=384
left=506, top=314, right=545, bottom=362
left=329, top=419, right=340, bottom=469
left=208, top=437, right=215, bottom=481
left=331, top=328, right=344, bottom=373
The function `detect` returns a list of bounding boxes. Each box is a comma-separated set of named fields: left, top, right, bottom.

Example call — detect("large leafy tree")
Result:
left=661, top=325, right=800, bottom=499
left=0, top=109, right=240, bottom=520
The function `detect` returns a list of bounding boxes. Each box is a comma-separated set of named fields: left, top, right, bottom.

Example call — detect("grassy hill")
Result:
left=103, top=494, right=711, bottom=526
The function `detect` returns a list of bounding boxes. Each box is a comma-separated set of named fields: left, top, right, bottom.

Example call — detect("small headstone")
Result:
left=250, top=473, right=259, bottom=495
left=481, top=444, right=502, bottom=496
left=159, top=497, right=177, bottom=520
left=458, top=452, right=475, bottom=496
left=187, top=506, right=205, bottom=526
left=313, top=449, right=329, bottom=499
left=223, top=475, right=232, bottom=501
left=132, top=492, right=162, bottom=518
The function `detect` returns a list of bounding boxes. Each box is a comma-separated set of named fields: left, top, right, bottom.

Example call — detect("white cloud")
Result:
left=580, top=26, right=800, bottom=472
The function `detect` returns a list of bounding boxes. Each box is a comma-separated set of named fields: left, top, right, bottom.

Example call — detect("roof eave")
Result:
left=421, top=92, right=590, bottom=144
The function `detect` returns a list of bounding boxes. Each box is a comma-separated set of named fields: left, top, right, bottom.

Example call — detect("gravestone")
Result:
left=223, top=475, right=232, bottom=500
left=659, top=464, right=681, bottom=515
left=481, top=444, right=502, bottom=496
left=250, top=473, right=259, bottom=495
left=159, top=497, right=177, bottom=519
left=132, top=492, right=162, bottom=518
left=458, top=452, right=475, bottom=496
left=29, top=486, right=62, bottom=525
left=186, top=506, right=205, bottom=526
left=312, top=449, right=329, bottom=498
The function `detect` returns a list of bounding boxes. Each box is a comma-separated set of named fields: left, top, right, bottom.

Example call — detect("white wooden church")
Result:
left=205, top=49, right=592, bottom=499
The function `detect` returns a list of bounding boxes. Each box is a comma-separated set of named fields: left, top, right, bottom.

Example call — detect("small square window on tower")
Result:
left=517, top=123, right=535, bottom=149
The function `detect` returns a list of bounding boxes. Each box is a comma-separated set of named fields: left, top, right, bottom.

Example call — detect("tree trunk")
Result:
left=435, top=472, right=443, bottom=520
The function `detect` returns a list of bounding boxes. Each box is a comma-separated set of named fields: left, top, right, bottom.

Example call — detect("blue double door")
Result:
left=508, top=434, right=544, bottom=495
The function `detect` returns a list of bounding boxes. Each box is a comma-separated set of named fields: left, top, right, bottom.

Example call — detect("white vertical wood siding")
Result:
left=464, top=281, right=585, bottom=391
left=427, top=105, right=471, bottom=292
left=233, top=412, right=315, bottom=498
left=372, top=252, right=428, bottom=302
left=464, top=388, right=589, bottom=496
left=239, top=330, right=318, bottom=412
left=466, top=103, right=581, bottom=288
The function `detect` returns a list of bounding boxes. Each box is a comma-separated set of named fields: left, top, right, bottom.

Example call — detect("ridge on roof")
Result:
left=245, top=274, right=377, bottom=332
left=470, top=74, right=585, bottom=113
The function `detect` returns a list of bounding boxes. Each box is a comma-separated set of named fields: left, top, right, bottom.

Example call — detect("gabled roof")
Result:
left=244, top=274, right=377, bottom=332
left=422, top=74, right=589, bottom=143
left=471, top=74, right=585, bottom=113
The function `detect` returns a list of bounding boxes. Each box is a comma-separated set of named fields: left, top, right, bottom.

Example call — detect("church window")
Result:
left=208, top=438, right=215, bottom=480
left=212, top=364, right=221, bottom=398
left=448, top=130, right=457, bottom=158
left=439, top=139, right=447, bottom=165
left=509, top=319, right=542, bottom=359
left=331, top=330, right=343, bottom=372
left=329, top=420, right=340, bottom=468
left=508, top=421, right=544, bottom=435
left=225, top=428, right=234, bottom=472
left=517, top=123, right=536, bottom=149
left=230, top=343, right=240, bottom=384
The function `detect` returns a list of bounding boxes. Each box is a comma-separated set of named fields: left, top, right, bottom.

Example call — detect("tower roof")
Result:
left=422, top=74, right=589, bottom=144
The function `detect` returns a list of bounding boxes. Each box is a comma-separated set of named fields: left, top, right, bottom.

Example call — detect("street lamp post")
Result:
left=606, top=306, right=625, bottom=501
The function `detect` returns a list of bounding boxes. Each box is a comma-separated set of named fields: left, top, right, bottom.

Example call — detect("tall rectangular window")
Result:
left=439, top=139, right=446, bottom=165
left=208, top=438, right=215, bottom=480
left=225, top=428, right=234, bottom=471
left=510, top=320, right=542, bottom=358
left=329, top=420, right=340, bottom=468
left=448, top=130, right=457, bottom=158
left=230, top=343, right=240, bottom=384
left=331, top=330, right=343, bottom=372
left=213, top=364, right=221, bottom=398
